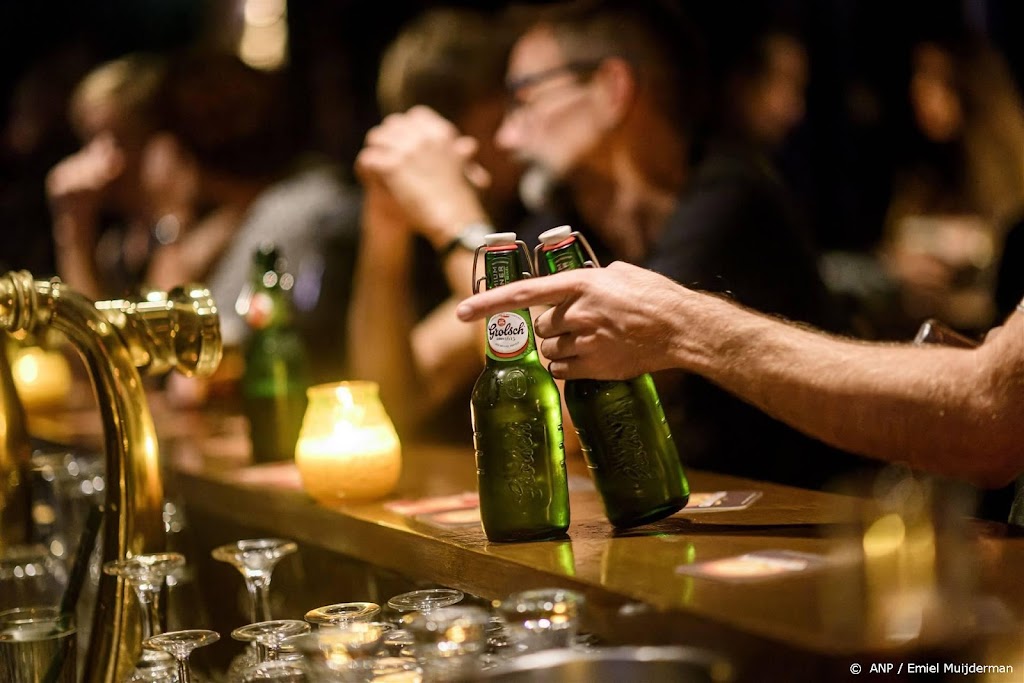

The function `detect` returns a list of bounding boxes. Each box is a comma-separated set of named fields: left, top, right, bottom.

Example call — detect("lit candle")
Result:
left=295, top=382, right=401, bottom=503
left=10, top=346, right=72, bottom=411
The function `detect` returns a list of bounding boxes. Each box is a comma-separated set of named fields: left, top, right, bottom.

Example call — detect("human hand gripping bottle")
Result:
left=470, top=233, right=570, bottom=542
left=534, top=226, right=689, bottom=528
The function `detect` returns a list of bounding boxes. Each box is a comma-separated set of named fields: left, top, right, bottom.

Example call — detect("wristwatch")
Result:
left=439, top=222, right=493, bottom=260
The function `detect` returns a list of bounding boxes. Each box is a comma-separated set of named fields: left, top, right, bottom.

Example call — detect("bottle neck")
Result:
left=482, top=246, right=537, bottom=363
left=252, top=289, right=293, bottom=330
left=540, top=239, right=587, bottom=275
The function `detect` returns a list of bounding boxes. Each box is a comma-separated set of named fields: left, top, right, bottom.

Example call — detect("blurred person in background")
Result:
left=697, top=6, right=809, bottom=157
left=879, top=31, right=1024, bottom=335
left=145, top=51, right=359, bottom=394
left=45, top=54, right=175, bottom=300
left=350, top=7, right=523, bottom=441
left=489, top=0, right=871, bottom=489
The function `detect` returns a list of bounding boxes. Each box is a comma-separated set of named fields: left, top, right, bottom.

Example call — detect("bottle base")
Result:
left=484, top=527, right=570, bottom=543
left=608, top=497, right=689, bottom=530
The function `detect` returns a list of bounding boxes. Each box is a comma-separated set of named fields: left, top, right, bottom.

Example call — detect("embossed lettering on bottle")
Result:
left=593, top=389, right=653, bottom=483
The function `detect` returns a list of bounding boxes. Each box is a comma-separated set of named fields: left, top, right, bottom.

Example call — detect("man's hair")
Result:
left=156, top=51, right=296, bottom=179
left=377, top=8, right=516, bottom=121
left=520, top=0, right=706, bottom=136
left=70, top=54, right=166, bottom=139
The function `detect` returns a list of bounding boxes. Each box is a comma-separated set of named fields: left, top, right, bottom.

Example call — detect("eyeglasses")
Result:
left=505, top=60, right=604, bottom=114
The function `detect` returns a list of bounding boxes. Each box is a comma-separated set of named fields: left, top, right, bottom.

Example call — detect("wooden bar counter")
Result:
left=33, top=403, right=1024, bottom=680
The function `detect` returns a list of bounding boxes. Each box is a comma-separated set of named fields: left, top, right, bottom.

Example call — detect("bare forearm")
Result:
left=53, top=217, right=104, bottom=300
left=670, top=294, right=1024, bottom=487
left=347, top=233, right=420, bottom=433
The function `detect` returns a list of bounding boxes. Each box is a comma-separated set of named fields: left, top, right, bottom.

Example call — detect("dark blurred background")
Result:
left=2, top=0, right=1022, bottom=275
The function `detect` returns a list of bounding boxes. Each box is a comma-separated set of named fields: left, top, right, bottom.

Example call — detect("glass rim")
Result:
left=304, top=602, right=381, bottom=625
left=0, top=606, right=75, bottom=639
left=306, top=380, right=380, bottom=397
left=387, top=588, right=464, bottom=612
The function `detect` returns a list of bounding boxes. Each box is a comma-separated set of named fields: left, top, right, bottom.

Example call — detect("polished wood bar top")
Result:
left=168, top=434, right=1024, bottom=665
left=30, top=399, right=1024, bottom=677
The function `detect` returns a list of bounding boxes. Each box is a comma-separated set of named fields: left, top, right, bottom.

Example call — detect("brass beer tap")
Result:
left=0, top=271, right=221, bottom=683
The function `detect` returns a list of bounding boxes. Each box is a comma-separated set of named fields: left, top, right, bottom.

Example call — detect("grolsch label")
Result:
left=487, top=312, right=529, bottom=358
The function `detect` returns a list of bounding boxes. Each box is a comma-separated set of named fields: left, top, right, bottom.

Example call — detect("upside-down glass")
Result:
left=212, top=539, right=298, bottom=623
left=143, top=629, right=219, bottom=683
left=497, top=588, right=584, bottom=654
left=304, top=602, right=381, bottom=628
left=287, top=622, right=391, bottom=682
left=406, top=606, right=489, bottom=681
left=232, top=620, right=310, bottom=664
left=386, top=589, right=463, bottom=617
left=103, top=552, right=186, bottom=681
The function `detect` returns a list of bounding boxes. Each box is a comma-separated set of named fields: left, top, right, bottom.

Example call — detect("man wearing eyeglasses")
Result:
left=488, top=0, right=876, bottom=490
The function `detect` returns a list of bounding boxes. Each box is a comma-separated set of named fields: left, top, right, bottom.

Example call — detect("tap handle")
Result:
left=97, top=284, right=223, bottom=378
left=165, top=284, right=223, bottom=378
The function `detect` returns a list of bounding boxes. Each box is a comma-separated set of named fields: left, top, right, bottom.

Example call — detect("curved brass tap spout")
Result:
left=0, top=271, right=221, bottom=683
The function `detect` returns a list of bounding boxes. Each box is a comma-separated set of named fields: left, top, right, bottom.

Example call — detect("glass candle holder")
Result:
left=294, top=382, right=401, bottom=503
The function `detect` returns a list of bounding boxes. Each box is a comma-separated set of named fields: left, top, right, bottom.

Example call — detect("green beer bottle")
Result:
left=239, top=244, right=311, bottom=463
left=535, top=226, right=689, bottom=528
left=471, top=233, right=570, bottom=542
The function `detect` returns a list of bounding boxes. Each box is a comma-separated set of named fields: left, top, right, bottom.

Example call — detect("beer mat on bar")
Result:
left=676, top=550, right=827, bottom=582
left=385, top=492, right=480, bottom=516
left=413, top=506, right=483, bottom=529
left=674, top=490, right=763, bottom=514
left=232, top=462, right=303, bottom=489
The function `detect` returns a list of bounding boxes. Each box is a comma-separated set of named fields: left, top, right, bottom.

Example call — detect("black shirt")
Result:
left=642, top=149, right=875, bottom=490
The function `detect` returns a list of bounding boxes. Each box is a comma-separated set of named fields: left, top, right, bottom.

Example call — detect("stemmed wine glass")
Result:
left=144, top=629, right=220, bottom=683
left=103, top=552, right=186, bottom=681
left=212, top=539, right=297, bottom=623
left=231, top=620, right=310, bottom=664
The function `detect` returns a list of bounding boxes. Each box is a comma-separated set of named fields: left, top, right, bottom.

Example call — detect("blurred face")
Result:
left=910, top=43, right=963, bottom=143
left=72, top=97, right=151, bottom=212
left=495, top=26, right=608, bottom=183
left=739, top=35, right=808, bottom=147
left=458, top=94, right=523, bottom=217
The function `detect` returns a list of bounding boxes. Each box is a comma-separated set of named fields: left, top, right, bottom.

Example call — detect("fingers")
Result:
left=456, top=271, right=585, bottom=321
left=539, top=333, right=577, bottom=361
left=463, top=161, right=491, bottom=190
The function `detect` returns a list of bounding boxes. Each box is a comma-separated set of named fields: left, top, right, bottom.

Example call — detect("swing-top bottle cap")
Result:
left=538, top=225, right=573, bottom=246
left=484, top=232, right=517, bottom=246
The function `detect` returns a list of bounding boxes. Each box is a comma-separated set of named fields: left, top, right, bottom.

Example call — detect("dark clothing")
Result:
left=995, top=215, right=1024, bottom=320
left=642, top=150, right=876, bottom=490
left=994, top=216, right=1024, bottom=527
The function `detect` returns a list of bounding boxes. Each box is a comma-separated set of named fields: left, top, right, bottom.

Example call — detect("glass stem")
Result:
left=176, top=656, right=191, bottom=683
left=134, top=585, right=163, bottom=640
left=246, top=575, right=273, bottom=622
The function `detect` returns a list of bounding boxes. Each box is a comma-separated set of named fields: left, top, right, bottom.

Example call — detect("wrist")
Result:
left=437, top=221, right=494, bottom=262
left=421, top=193, right=489, bottom=250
